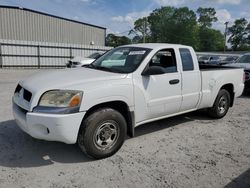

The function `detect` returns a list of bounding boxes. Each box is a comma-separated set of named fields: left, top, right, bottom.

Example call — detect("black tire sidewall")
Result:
left=211, top=89, right=230, bottom=118
left=78, top=108, right=127, bottom=159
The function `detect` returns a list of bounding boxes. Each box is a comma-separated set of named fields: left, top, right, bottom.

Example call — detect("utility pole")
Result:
left=224, top=21, right=229, bottom=52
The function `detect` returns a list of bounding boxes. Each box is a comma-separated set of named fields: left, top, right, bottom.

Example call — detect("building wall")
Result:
left=0, top=7, right=106, bottom=46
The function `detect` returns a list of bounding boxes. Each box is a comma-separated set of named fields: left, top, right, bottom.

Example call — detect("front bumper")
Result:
left=12, top=103, right=85, bottom=144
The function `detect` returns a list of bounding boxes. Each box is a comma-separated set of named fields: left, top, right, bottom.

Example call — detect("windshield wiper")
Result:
left=82, top=64, right=95, bottom=68
left=94, top=66, right=114, bottom=72
left=83, top=64, right=112, bottom=72
left=83, top=64, right=125, bottom=73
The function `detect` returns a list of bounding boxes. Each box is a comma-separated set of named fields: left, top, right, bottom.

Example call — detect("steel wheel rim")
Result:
left=94, top=121, right=119, bottom=150
left=218, top=96, right=227, bottom=114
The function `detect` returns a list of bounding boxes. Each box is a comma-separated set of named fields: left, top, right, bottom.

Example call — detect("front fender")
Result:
left=79, top=79, right=134, bottom=112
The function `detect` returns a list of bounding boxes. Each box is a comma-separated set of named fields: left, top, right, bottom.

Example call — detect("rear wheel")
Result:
left=77, top=108, right=127, bottom=159
left=208, top=89, right=231, bottom=118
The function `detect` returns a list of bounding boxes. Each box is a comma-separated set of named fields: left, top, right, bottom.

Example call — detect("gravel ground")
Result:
left=0, top=69, right=249, bottom=188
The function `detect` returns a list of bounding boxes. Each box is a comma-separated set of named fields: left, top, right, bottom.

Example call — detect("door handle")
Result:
left=169, top=79, right=180, bottom=85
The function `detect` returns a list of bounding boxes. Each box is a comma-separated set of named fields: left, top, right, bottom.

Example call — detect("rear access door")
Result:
left=178, top=48, right=201, bottom=111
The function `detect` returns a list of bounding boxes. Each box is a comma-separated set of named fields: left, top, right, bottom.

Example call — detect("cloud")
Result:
left=111, top=15, right=134, bottom=23
left=239, top=11, right=250, bottom=21
left=153, top=0, right=186, bottom=6
left=111, top=16, right=124, bottom=22
left=111, top=10, right=151, bottom=25
left=153, top=0, right=241, bottom=6
left=216, top=9, right=232, bottom=24
left=210, top=0, right=241, bottom=5
left=73, top=16, right=80, bottom=20
left=213, top=9, right=232, bottom=32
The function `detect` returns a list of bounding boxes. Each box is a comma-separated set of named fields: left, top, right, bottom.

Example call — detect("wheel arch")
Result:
left=220, top=83, right=235, bottom=107
left=81, top=101, right=135, bottom=138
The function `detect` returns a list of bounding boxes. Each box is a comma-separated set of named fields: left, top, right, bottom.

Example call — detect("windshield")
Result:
left=236, top=55, right=250, bottom=63
left=90, top=47, right=151, bottom=73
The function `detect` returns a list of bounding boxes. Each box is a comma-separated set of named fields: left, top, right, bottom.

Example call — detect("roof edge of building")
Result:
left=0, top=5, right=106, bottom=30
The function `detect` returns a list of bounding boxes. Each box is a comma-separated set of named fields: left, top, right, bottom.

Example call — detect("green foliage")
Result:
left=129, top=17, right=150, bottom=43
left=106, top=33, right=131, bottom=47
left=107, top=6, right=249, bottom=52
left=148, top=7, right=200, bottom=49
left=228, top=18, right=250, bottom=50
left=197, top=7, right=218, bottom=28
left=198, top=27, right=224, bottom=51
left=128, top=6, right=225, bottom=51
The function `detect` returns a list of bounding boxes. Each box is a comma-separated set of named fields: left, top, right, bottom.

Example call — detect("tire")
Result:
left=77, top=108, right=127, bottom=159
left=208, top=89, right=231, bottom=119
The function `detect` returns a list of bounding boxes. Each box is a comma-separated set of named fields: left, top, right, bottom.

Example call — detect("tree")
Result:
left=131, top=35, right=142, bottom=44
left=228, top=18, right=250, bottom=50
left=129, top=6, right=231, bottom=51
left=198, top=28, right=224, bottom=51
left=197, top=7, right=218, bottom=28
left=196, top=7, right=224, bottom=51
left=129, top=17, right=150, bottom=43
left=147, top=6, right=175, bottom=42
left=247, top=23, right=250, bottom=44
left=146, top=6, right=200, bottom=49
left=106, top=34, right=131, bottom=47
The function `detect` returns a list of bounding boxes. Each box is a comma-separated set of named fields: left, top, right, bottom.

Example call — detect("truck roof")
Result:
left=121, top=43, right=192, bottom=49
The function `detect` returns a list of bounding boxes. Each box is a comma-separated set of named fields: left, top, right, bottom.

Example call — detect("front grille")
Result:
left=14, top=84, right=32, bottom=102
left=14, top=84, right=22, bottom=93
left=23, top=89, right=32, bottom=102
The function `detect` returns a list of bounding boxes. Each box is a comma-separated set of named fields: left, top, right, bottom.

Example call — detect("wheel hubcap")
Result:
left=94, top=121, right=119, bottom=150
left=218, top=96, right=227, bottom=114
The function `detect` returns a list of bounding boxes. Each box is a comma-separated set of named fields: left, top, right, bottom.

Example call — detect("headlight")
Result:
left=39, top=90, right=82, bottom=107
left=33, top=90, right=83, bottom=114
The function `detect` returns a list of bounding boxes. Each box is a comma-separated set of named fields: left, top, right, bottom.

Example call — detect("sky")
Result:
left=0, top=0, right=250, bottom=36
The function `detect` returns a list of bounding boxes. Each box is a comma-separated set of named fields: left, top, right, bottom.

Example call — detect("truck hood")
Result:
left=20, top=68, right=127, bottom=92
left=72, top=56, right=95, bottom=64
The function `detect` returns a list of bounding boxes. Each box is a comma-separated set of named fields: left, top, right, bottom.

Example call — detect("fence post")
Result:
left=69, top=47, right=73, bottom=59
left=37, top=45, right=40, bottom=69
left=0, top=43, right=3, bottom=68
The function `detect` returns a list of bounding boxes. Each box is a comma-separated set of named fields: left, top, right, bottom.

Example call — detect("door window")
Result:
left=179, top=48, right=194, bottom=71
left=237, top=55, right=250, bottom=63
left=149, top=49, right=177, bottom=73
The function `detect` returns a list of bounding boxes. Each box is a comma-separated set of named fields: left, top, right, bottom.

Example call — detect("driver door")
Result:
left=134, top=49, right=182, bottom=122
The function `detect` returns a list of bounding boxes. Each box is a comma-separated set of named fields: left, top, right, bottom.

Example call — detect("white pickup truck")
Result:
left=13, top=43, right=244, bottom=159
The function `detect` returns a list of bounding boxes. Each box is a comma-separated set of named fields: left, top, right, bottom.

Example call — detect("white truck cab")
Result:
left=13, top=43, right=245, bottom=159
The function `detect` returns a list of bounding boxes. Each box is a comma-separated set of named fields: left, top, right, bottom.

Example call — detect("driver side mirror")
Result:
left=141, top=66, right=165, bottom=76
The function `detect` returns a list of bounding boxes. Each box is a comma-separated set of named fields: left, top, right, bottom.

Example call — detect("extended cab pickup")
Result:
left=12, top=43, right=244, bottom=159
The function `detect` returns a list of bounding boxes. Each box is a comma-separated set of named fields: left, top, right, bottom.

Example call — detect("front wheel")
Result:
left=208, top=89, right=231, bottom=118
left=77, top=108, right=127, bottom=159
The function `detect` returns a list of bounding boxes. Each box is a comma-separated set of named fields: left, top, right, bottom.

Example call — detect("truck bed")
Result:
left=198, top=65, right=244, bottom=110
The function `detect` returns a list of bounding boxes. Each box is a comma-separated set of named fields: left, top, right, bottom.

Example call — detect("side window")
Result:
left=239, top=55, right=250, bottom=63
left=149, top=49, right=177, bottom=73
left=179, top=48, right=194, bottom=71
